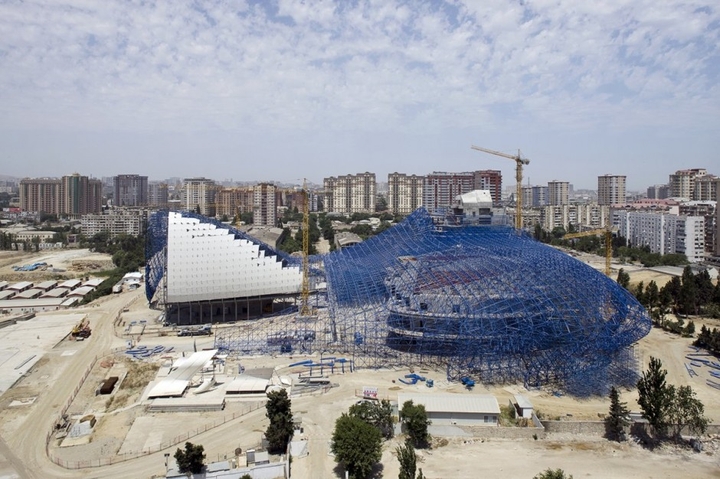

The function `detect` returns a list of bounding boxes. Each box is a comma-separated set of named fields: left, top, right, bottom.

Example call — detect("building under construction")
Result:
left=146, top=208, right=651, bottom=396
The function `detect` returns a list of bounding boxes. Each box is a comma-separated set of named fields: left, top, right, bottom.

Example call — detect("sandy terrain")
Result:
left=0, top=248, right=114, bottom=282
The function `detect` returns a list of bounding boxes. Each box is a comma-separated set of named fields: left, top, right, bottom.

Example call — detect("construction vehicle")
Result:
left=564, top=227, right=616, bottom=276
left=71, top=319, right=91, bottom=339
left=471, top=145, right=530, bottom=230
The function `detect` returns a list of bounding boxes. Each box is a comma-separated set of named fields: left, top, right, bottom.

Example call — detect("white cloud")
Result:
left=0, top=0, right=717, bottom=185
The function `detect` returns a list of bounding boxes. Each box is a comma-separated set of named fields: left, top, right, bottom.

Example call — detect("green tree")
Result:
left=349, top=399, right=394, bottom=439
left=637, top=357, right=673, bottom=437
left=400, top=400, right=431, bottom=448
left=534, top=469, right=573, bottom=479
left=678, top=266, right=697, bottom=316
left=616, top=268, right=630, bottom=289
left=174, top=442, right=206, bottom=474
left=669, top=385, right=708, bottom=438
left=606, top=386, right=630, bottom=441
left=331, top=414, right=382, bottom=479
left=397, top=437, right=417, bottom=479
left=265, top=389, right=294, bottom=454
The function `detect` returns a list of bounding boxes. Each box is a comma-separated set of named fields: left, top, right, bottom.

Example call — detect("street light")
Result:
left=164, top=452, right=170, bottom=475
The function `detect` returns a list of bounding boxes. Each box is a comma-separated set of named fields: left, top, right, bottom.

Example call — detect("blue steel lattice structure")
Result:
left=147, top=208, right=651, bottom=396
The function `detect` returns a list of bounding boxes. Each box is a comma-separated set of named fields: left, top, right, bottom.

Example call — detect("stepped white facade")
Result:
left=166, top=212, right=301, bottom=303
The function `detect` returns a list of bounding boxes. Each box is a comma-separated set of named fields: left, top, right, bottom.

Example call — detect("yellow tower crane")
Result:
left=470, top=145, right=530, bottom=230
left=299, top=179, right=313, bottom=317
left=564, top=227, right=616, bottom=276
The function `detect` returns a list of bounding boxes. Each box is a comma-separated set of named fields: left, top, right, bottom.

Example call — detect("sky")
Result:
left=0, top=0, right=718, bottom=190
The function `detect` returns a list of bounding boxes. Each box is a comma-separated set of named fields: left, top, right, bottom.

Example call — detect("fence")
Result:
left=48, top=402, right=265, bottom=469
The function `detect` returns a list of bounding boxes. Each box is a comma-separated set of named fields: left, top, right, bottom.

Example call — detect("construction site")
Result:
left=146, top=207, right=650, bottom=397
left=0, top=215, right=718, bottom=478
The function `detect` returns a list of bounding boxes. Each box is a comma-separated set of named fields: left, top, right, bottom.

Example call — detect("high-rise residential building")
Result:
left=61, top=174, right=103, bottom=216
left=522, top=185, right=548, bottom=208
left=183, top=177, right=217, bottom=216
left=547, top=181, right=569, bottom=206
left=253, top=183, right=277, bottom=226
left=20, top=174, right=101, bottom=216
left=668, top=168, right=707, bottom=199
left=474, top=170, right=502, bottom=204
left=598, top=175, right=626, bottom=206
left=387, top=173, right=424, bottom=215
left=113, top=174, right=148, bottom=207
left=19, top=178, right=61, bottom=214
left=694, top=174, right=717, bottom=201
left=215, top=187, right=254, bottom=219
left=148, top=182, right=169, bottom=209
left=323, top=172, right=376, bottom=215
left=542, top=204, right=610, bottom=231
left=422, top=172, right=474, bottom=215
left=647, top=184, right=671, bottom=199
left=613, top=210, right=705, bottom=263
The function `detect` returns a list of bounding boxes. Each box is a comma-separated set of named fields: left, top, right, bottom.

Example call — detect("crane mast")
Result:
left=564, top=227, right=616, bottom=276
left=299, top=179, right=312, bottom=317
left=470, top=145, right=530, bottom=230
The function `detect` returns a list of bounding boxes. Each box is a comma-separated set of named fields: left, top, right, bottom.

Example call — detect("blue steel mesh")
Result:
left=148, top=208, right=651, bottom=396
left=323, top=208, right=650, bottom=396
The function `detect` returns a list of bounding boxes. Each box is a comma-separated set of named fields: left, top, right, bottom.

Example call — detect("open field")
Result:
left=0, top=253, right=719, bottom=478
left=0, top=248, right=114, bottom=282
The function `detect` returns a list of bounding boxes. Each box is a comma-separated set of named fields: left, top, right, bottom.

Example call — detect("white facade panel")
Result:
left=166, top=213, right=301, bottom=303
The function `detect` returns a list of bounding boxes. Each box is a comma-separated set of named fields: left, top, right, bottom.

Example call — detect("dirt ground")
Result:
left=0, top=248, right=114, bottom=282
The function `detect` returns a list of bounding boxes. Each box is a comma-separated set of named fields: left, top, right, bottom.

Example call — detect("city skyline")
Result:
left=0, top=1, right=718, bottom=190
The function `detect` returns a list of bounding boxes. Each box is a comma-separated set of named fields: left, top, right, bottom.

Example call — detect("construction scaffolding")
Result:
left=147, top=208, right=651, bottom=396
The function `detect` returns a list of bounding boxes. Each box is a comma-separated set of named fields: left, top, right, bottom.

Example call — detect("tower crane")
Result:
left=564, top=227, right=616, bottom=276
left=471, top=145, right=529, bottom=230
left=299, top=179, right=313, bottom=317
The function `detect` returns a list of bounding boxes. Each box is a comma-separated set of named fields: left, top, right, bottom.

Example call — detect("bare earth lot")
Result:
left=0, top=248, right=718, bottom=478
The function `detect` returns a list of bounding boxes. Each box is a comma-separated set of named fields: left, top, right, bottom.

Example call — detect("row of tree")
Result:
left=618, top=266, right=720, bottom=321
left=694, top=325, right=720, bottom=355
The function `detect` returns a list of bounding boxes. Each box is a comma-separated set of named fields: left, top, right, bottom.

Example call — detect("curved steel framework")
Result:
left=147, top=209, right=651, bottom=396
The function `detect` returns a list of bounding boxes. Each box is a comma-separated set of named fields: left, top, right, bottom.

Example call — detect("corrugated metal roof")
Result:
left=398, top=393, right=500, bottom=415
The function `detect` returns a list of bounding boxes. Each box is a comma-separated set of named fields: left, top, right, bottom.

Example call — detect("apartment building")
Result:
left=148, top=182, right=169, bottom=209
left=387, top=173, right=423, bottom=215
left=81, top=209, right=148, bottom=237
left=597, top=175, right=626, bottom=205
left=647, top=184, right=671, bottom=199
left=547, top=181, right=569, bottom=206
left=669, top=168, right=707, bottom=199
left=522, top=185, right=548, bottom=208
left=541, top=204, right=610, bottom=231
left=253, top=183, right=277, bottom=227
left=183, top=177, right=217, bottom=216
left=422, top=172, right=474, bottom=215
left=20, top=174, right=102, bottom=216
left=113, top=174, right=148, bottom=207
left=324, top=172, right=376, bottom=215
left=613, top=210, right=706, bottom=262
left=474, top=170, right=502, bottom=204
left=694, top=174, right=717, bottom=201
left=215, top=187, right=254, bottom=219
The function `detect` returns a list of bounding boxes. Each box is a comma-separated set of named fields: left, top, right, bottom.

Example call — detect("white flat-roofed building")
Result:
left=57, top=279, right=81, bottom=290
left=0, top=297, right=77, bottom=313
left=41, top=288, right=70, bottom=298
left=397, top=392, right=500, bottom=426
left=0, top=290, right=16, bottom=301
left=513, top=394, right=534, bottom=419
left=12, top=289, right=43, bottom=300
left=82, top=278, right=104, bottom=288
left=166, top=212, right=301, bottom=303
left=7, top=282, right=33, bottom=293
left=81, top=209, right=148, bottom=237
left=67, top=286, right=95, bottom=298
left=34, top=280, right=58, bottom=292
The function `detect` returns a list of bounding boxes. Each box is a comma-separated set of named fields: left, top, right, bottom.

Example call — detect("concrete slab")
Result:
left=0, top=313, right=86, bottom=395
